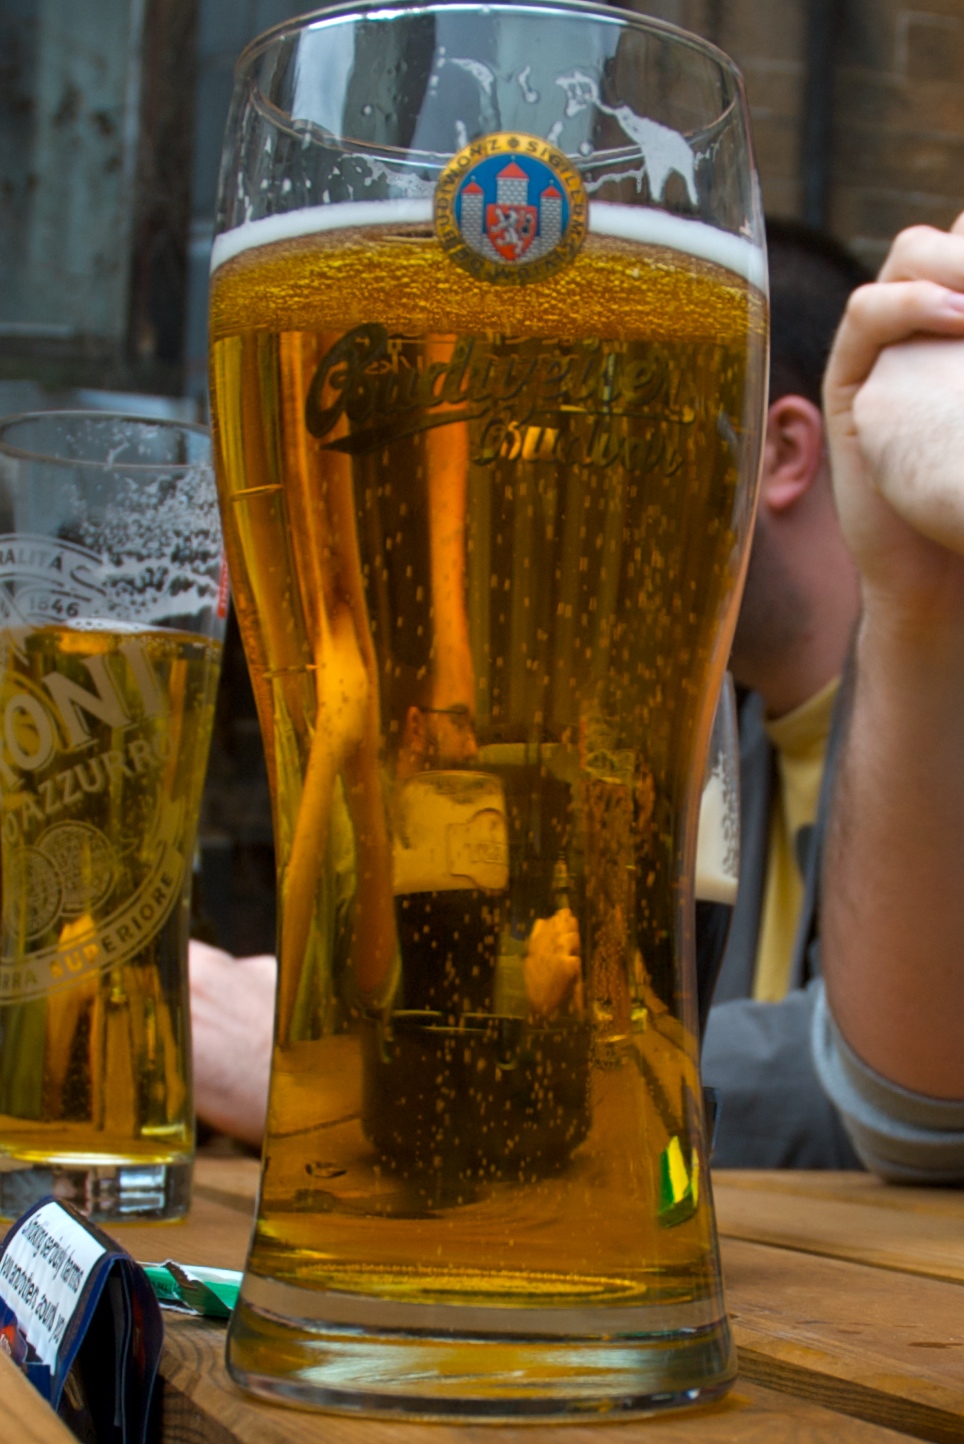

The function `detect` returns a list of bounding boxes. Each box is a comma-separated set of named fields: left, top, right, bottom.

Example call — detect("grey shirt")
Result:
left=701, top=689, right=861, bottom=1168
left=812, top=981, right=964, bottom=1183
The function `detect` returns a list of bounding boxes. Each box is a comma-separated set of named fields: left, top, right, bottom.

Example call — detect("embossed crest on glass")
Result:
left=211, top=0, right=767, bottom=1418
left=0, top=413, right=225, bottom=1222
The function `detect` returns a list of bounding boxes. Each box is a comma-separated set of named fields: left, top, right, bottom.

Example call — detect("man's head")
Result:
left=731, top=221, right=872, bottom=714
left=399, top=700, right=478, bottom=776
left=389, top=664, right=479, bottom=778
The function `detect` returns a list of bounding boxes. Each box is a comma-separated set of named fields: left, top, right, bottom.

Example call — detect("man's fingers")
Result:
left=853, top=338, right=964, bottom=556
left=825, top=280, right=964, bottom=406
left=878, top=224, right=964, bottom=287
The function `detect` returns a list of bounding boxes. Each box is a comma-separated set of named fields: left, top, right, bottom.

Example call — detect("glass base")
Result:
left=0, top=1157, right=192, bottom=1222
left=226, top=1286, right=736, bottom=1421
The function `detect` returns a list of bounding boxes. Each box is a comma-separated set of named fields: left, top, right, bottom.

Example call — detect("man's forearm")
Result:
left=822, top=605, right=964, bottom=1099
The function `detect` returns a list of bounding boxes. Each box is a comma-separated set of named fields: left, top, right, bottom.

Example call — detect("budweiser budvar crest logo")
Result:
left=434, top=133, right=588, bottom=284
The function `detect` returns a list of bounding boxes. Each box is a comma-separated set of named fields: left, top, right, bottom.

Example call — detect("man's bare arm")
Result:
left=190, top=941, right=275, bottom=1145
left=821, top=216, right=964, bottom=1099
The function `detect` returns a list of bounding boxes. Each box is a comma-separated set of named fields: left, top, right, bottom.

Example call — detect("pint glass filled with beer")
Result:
left=212, top=0, right=767, bottom=1415
left=0, top=413, right=225, bottom=1220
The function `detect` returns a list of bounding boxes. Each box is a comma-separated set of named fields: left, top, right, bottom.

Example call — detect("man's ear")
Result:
left=761, top=393, right=826, bottom=514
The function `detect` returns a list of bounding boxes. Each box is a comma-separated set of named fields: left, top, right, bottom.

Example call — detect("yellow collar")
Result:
left=764, top=675, right=840, bottom=760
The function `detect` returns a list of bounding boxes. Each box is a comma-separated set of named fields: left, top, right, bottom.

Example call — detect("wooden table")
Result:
left=7, top=1162, right=964, bottom=1443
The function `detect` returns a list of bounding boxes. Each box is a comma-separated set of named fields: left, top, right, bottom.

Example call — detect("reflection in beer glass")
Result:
left=695, top=673, right=741, bottom=1035
left=697, top=674, right=741, bottom=910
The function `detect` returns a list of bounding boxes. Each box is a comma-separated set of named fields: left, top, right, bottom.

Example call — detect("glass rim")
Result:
left=236, top=0, right=743, bottom=91
left=0, top=411, right=212, bottom=474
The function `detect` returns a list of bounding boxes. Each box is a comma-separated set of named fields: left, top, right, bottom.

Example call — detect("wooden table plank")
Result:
left=714, top=1172, right=964, bottom=1286
left=0, top=1349, right=78, bottom=1444
left=108, top=1183, right=255, bottom=1271
left=10, top=1165, right=959, bottom=1442
left=192, top=1156, right=261, bottom=1213
left=723, top=1236, right=964, bottom=1444
left=100, top=1162, right=964, bottom=1443
left=160, top=1313, right=915, bottom=1443
left=714, top=1170, right=964, bottom=1215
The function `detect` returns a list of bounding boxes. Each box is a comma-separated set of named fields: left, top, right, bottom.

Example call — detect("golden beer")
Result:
left=210, top=208, right=765, bottom=1393
left=0, top=623, right=221, bottom=1214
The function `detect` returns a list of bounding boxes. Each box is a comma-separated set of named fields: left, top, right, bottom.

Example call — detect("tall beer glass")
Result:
left=212, top=0, right=767, bottom=1416
left=0, top=413, right=225, bottom=1221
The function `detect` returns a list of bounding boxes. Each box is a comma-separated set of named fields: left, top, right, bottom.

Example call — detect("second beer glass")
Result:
left=211, top=0, right=767, bottom=1416
left=0, top=413, right=225, bottom=1221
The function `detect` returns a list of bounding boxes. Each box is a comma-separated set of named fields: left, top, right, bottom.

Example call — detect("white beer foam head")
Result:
left=211, top=198, right=766, bottom=290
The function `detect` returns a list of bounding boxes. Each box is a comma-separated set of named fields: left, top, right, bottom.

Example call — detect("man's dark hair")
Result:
left=767, top=218, right=873, bottom=407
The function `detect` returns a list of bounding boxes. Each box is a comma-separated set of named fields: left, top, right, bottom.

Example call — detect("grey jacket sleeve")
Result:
left=702, top=979, right=861, bottom=1168
left=811, top=981, right=964, bottom=1184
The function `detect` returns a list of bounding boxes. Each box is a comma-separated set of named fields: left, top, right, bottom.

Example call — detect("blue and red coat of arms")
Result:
left=435, top=133, right=588, bottom=285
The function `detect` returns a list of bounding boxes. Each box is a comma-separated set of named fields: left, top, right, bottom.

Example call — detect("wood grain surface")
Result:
left=160, top=1312, right=914, bottom=1444
left=192, top=1156, right=260, bottom=1212
left=10, top=1164, right=960, bottom=1442
left=106, top=1182, right=255, bottom=1271
left=714, top=1172, right=964, bottom=1285
left=135, top=1162, right=962, bottom=1443
left=0, top=1349, right=78, bottom=1444
left=724, top=1237, right=964, bottom=1444
left=714, top=1170, right=963, bottom=1211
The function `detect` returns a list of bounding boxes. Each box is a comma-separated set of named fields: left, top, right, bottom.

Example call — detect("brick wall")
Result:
left=632, top=0, right=964, bottom=269
left=832, top=1, right=964, bottom=267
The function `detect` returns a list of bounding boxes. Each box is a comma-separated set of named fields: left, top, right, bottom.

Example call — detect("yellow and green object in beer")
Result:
left=658, top=1135, right=700, bottom=1227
